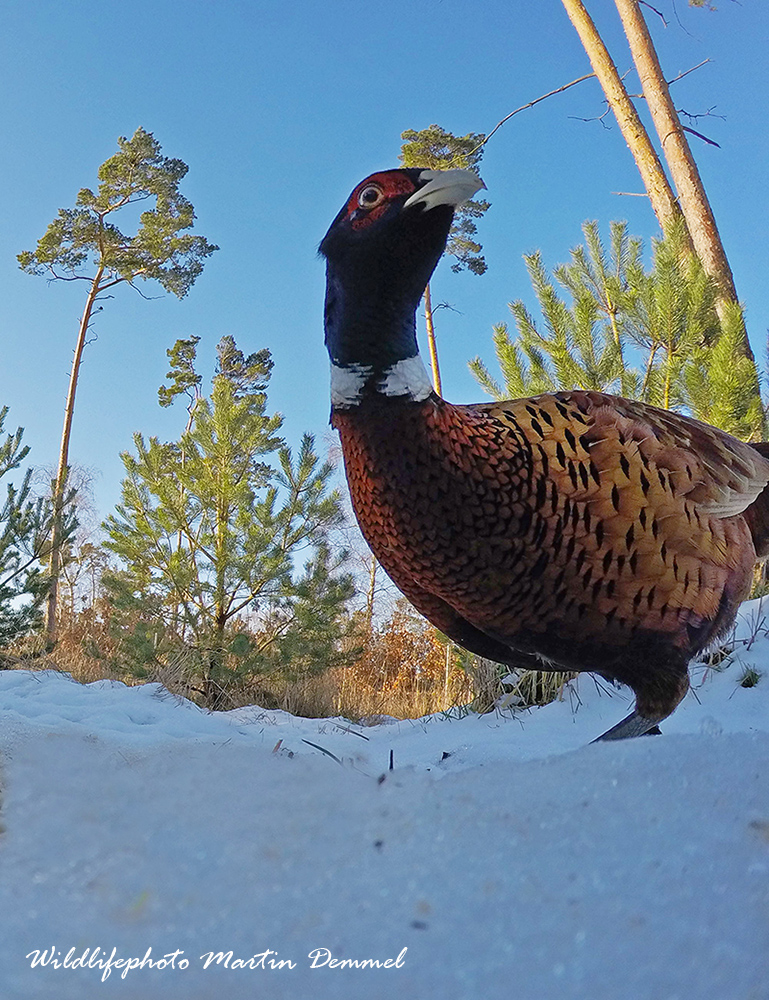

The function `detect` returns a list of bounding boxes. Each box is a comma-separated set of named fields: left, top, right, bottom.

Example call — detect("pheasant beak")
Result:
left=402, top=168, right=485, bottom=212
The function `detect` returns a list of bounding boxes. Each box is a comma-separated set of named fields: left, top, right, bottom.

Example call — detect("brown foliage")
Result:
left=333, top=604, right=472, bottom=719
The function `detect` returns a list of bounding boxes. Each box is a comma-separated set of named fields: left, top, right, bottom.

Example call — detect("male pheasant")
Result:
left=319, top=167, right=769, bottom=740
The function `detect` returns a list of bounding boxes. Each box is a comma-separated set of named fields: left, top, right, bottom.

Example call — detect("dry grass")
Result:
left=501, top=667, right=577, bottom=710
left=331, top=664, right=472, bottom=722
left=26, top=641, right=568, bottom=722
left=221, top=659, right=473, bottom=721
left=5, top=603, right=571, bottom=722
left=6, top=636, right=474, bottom=721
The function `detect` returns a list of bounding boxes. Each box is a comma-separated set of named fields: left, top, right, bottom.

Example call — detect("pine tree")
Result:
left=470, top=221, right=643, bottom=399
left=246, top=541, right=357, bottom=685
left=683, top=302, right=765, bottom=440
left=400, top=124, right=490, bottom=393
left=18, top=128, right=218, bottom=641
left=470, top=221, right=765, bottom=440
left=623, top=220, right=720, bottom=411
left=103, top=337, right=352, bottom=707
left=0, top=408, right=76, bottom=647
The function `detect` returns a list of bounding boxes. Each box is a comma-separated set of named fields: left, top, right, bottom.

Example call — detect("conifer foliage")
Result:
left=0, top=409, right=75, bottom=647
left=103, top=336, right=353, bottom=708
left=400, top=124, right=490, bottom=276
left=470, top=221, right=765, bottom=440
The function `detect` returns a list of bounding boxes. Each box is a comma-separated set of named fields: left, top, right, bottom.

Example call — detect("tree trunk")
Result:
left=365, top=553, right=377, bottom=630
left=45, top=266, right=105, bottom=643
left=423, top=283, right=443, bottom=395
left=559, top=0, right=682, bottom=230
left=613, top=0, right=751, bottom=357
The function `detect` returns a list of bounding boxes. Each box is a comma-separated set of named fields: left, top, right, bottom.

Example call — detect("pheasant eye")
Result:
left=357, top=184, right=385, bottom=210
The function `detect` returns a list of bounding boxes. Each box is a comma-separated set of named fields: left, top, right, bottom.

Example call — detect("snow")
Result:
left=1, top=602, right=768, bottom=1000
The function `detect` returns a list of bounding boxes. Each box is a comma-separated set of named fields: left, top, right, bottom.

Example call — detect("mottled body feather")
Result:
left=334, top=389, right=769, bottom=721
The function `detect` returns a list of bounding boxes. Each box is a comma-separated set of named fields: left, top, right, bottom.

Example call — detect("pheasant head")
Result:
left=319, top=168, right=484, bottom=408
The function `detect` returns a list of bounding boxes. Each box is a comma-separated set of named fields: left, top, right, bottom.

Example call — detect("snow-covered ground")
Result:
left=1, top=601, right=768, bottom=1000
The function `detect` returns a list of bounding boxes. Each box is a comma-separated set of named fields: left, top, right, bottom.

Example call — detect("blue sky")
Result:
left=1, top=0, right=767, bottom=517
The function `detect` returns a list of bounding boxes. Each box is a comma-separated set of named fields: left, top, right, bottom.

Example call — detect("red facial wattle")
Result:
left=345, top=171, right=418, bottom=230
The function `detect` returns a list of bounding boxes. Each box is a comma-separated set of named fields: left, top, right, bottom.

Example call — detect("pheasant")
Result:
left=319, top=167, right=769, bottom=740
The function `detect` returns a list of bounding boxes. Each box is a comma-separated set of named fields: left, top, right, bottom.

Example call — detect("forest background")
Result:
left=1, top=0, right=767, bottom=716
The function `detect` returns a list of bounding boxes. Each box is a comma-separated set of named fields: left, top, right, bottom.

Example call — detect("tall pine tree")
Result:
left=18, top=128, right=218, bottom=641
